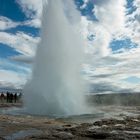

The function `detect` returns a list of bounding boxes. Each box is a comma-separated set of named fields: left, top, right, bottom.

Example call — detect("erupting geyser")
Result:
left=24, top=0, right=88, bottom=116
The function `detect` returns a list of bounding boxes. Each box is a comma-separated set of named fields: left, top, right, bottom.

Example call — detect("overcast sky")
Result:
left=0, top=0, right=140, bottom=93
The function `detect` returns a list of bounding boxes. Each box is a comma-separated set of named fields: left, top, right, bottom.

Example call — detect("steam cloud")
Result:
left=23, top=0, right=88, bottom=116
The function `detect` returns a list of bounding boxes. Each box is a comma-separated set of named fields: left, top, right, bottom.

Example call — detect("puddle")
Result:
left=56, top=112, right=105, bottom=123
left=4, top=129, right=42, bottom=140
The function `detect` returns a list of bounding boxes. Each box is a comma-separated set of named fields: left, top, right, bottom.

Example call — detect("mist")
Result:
left=23, top=0, right=89, bottom=116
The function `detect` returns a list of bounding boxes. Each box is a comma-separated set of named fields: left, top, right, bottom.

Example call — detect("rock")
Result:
left=114, top=124, right=125, bottom=127
left=63, top=124, right=78, bottom=132
left=123, top=131, right=140, bottom=135
left=114, top=124, right=125, bottom=129
left=83, top=130, right=110, bottom=139
left=132, top=119, right=139, bottom=122
left=134, top=127, right=140, bottom=131
left=110, top=130, right=119, bottom=135
left=53, top=131, right=74, bottom=139
left=102, top=125, right=108, bottom=128
left=0, top=137, right=5, bottom=140
left=88, top=125, right=101, bottom=131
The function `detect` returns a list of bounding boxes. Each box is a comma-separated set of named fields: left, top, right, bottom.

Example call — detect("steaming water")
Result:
left=23, top=0, right=88, bottom=116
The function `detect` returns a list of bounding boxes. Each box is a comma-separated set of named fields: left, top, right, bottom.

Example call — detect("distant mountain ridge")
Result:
left=86, top=92, right=140, bottom=106
left=0, top=88, right=22, bottom=93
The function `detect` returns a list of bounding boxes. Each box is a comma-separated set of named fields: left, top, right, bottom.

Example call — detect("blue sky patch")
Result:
left=0, top=0, right=27, bottom=22
left=75, top=0, right=98, bottom=21
left=0, top=43, right=21, bottom=58
left=123, top=76, right=140, bottom=84
left=126, top=0, right=137, bottom=15
left=0, top=58, right=30, bottom=74
left=5, top=25, right=40, bottom=37
left=110, top=38, right=138, bottom=53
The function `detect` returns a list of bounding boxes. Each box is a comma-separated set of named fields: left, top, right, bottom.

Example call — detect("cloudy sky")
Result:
left=0, top=0, right=140, bottom=93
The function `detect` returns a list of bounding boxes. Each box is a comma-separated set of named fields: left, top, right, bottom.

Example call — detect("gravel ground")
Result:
left=0, top=105, right=140, bottom=140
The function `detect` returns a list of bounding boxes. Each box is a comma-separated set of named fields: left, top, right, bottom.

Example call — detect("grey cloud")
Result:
left=0, top=82, right=17, bottom=90
left=10, top=55, right=33, bottom=64
left=90, top=74, right=115, bottom=79
left=92, top=0, right=110, bottom=6
left=89, top=82, right=134, bottom=94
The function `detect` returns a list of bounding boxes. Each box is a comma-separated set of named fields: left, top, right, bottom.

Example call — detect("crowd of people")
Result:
left=0, top=92, right=22, bottom=103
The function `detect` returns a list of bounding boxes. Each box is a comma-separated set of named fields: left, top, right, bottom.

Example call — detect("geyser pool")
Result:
left=24, top=0, right=88, bottom=116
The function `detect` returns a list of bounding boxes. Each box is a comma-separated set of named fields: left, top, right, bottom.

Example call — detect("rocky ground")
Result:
left=0, top=106, right=140, bottom=140
left=0, top=103, right=22, bottom=108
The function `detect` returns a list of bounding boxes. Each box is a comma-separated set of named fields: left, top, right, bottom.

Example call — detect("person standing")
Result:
left=6, top=92, right=10, bottom=103
left=0, top=93, right=5, bottom=103
left=14, top=93, right=17, bottom=103
left=10, top=93, right=13, bottom=103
